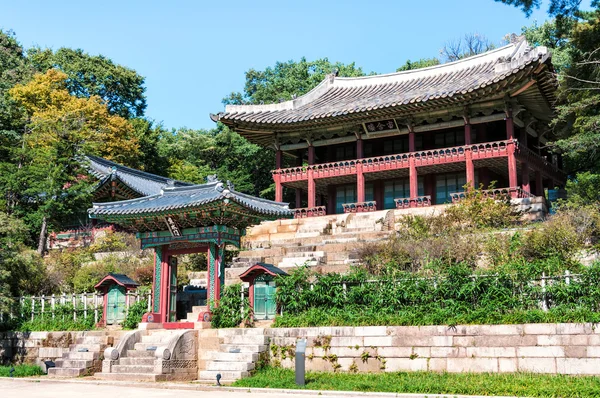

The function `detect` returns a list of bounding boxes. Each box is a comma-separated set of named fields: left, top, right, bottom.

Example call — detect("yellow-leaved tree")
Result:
left=9, top=69, right=140, bottom=254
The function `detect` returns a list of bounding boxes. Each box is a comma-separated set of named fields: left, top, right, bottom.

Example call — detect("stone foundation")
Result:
left=263, top=323, right=600, bottom=376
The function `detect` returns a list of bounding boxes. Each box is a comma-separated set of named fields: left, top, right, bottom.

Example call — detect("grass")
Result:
left=0, top=364, right=44, bottom=377
left=233, top=367, right=600, bottom=397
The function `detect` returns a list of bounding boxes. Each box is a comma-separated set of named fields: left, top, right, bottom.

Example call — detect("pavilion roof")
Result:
left=88, top=179, right=291, bottom=232
left=212, top=39, right=556, bottom=144
left=86, top=155, right=192, bottom=199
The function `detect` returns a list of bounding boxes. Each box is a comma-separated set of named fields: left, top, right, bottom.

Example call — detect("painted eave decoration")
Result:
left=94, top=272, right=140, bottom=289
left=239, top=262, right=289, bottom=282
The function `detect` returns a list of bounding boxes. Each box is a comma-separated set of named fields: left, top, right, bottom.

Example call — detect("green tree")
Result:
left=494, top=0, right=589, bottom=18
left=520, top=19, right=572, bottom=72
left=223, top=57, right=366, bottom=105
left=396, top=58, right=440, bottom=72
left=28, top=47, right=147, bottom=119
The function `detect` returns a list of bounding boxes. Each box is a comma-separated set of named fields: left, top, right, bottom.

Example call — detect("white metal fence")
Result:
left=0, top=291, right=151, bottom=325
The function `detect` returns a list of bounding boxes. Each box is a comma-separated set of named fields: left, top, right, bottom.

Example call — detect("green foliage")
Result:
left=0, top=364, right=44, bottom=377
left=520, top=19, right=572, bottom=72
left=1, top=301, right=99, bottom=332
left=234, top=367, right=600, bottom=397
left=88, top=230, right=130, bottom=253
left=274, top=260, right=600, bottom=328
left=222, top=57, right=366, bottom=106
left=564, top=171, right=600, bottom=206
left=28, top=47, right=146, bottom=119
left=210, top=283, right=252, bottom=329
left=122, top=299, right=148, bottom=330
left=396, top=58, right=440, bottom=72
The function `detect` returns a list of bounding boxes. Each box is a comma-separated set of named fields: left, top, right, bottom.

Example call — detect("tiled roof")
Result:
left=213, top=39, right=553, bottom=130
left=94, top=272, right=139, bottom=288
left=86, top=155, right=192, bottom=197
left=88, top=180, right=291, bottom=218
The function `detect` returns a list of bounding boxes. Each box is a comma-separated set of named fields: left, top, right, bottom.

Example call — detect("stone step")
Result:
left=112, top=364, right=155, bottom=374
left=220, top=344, right=267, bottom=353
left=223, top=335, right=269, bottom=345
left=284, top=245, right=317, bottom=254
left=63, top=351, right=99, bottom=360
left=206, top=361, right=255, bottom=371
left=68, top=343, right=103, bottom=351
left=55, top=359, right=93, bottom=368
left=216, top=328, right=266, bottom=336
left=277, top=259, right=319, bottom=268
left=199, top=370, right=248, bottom=382
left=94, top=372, right=166, bottom=382
left=208, top=352, right=258, bottom=362
left=124, top=350, right=155, bottom=358
left=192, top=305, right=209, bottom=313
left=74, top=336, right=109, bottom=344
left=140, top=335, right=175, bottom=344
left=47, top=367, right=85, bottom=377
left=133, top=342, right=168, bottom=351
left=118, top=357, right=155, bottom=366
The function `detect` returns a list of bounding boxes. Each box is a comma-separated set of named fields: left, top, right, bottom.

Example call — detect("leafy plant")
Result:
left=122, top=299, right=147, bottom=330
left=210, top=283, right=252, bottom=329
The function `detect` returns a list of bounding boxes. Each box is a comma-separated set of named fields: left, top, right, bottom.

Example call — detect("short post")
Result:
left=31, top=296, right=34, bottom=321
left=147, top=292, right=152, bottom=312
left=565, top=270, right=571, bottom=285
left=72, top=293, right=76, bottom=321
left=41, top=295, right=45, bottom=318
left=295, top=338, right=307, bottom=386
left=83, top=293, right=88, bottom=319
left=541, top=272, right=548, bottom=311
left=94, top=293, right=99, bottom=324
left=240, top=284, right=244, bottom=319
left=51, top=294, right=55, bottom=319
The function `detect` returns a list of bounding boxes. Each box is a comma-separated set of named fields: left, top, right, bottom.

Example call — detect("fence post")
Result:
left=240, top=284, right=244, bottom=319
left=41, top=295, right=45, bottom=318
left=565, top=270, right=571, bottom=285
left=72, top=293, right=76, bottom=321
left=51, top=294, right=55, bottom=319
left=83, top=293, right=87, bottom=319
left=342, top=282, right=347, bottom=298
left=147, top=292, right=151, bottom=312
left=31, top=296, right=34, bottom=321
left=94, top=293, right=99, bottom=324
left=125, top=292, right=130, bottom=316
left=20, top=297, right=24, bottom=318
left=541, top=272, right=548, bottom=311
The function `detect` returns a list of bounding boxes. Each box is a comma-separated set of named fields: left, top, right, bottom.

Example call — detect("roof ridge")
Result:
left=219, top=40, right=536, bottom=117
left=86, top=155, right=192, bottom=186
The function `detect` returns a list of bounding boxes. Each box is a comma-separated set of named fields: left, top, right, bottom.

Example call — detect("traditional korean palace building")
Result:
left=212, top=39, right=566, bottom=216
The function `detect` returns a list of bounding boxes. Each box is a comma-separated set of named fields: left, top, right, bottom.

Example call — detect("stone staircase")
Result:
left=48, top=331, right=118, bottom=377
left=228, top=210, right=397, bottom=280
left=199, top=328, right=267, bottom=383
left=95, top=329, right=197, bottom=381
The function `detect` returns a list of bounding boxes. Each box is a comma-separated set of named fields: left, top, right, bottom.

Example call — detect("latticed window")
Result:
left=383, top=178, right=424, bottom=209
left=435, top=172, right=477, bottom=204
left=335, top=183, right=374, bottom=213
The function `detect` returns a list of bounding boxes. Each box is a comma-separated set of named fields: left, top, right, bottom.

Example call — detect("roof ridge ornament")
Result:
left=206, top=174, right=218, bottom=183
left=227, top=180, right=235, bottom=191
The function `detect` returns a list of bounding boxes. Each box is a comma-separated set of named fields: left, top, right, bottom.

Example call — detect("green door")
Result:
left=168, top=256, right=178, bottom=322
left=106, top=285, right=126, bottom=325
left=254, top=278, right=277, bottom=320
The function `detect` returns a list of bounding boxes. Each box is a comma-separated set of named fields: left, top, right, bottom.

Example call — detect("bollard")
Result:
left=295, top=338, right=307, bottom=386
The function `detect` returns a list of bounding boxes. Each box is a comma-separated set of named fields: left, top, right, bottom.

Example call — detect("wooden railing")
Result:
left=515, top=143, right=567, bottom=180
left=274, top=140, right=515, bottom=183
left=342, top=201, right=377, bottom=213
left=449, top=187, right=536, bottom=203
left=394, top=196, right=432, bottom=209
left=293, top=206, right=327, bottom=218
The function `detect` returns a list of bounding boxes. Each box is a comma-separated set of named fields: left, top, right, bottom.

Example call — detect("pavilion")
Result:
left=88, top=177, right=291, bottom=325
left=212, top=38, right=566, bottom=216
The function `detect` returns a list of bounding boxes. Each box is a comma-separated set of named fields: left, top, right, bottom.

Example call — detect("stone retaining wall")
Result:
left=0, top=331, right=82, bottom=368
left=264, top=323, right=600, bottom=375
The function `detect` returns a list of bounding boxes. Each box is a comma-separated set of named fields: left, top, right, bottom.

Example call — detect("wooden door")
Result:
left=254, top=278, right=277, bottom=320
left=106, top=285, right=126, bottom=325
left=168, top=256, right=178, bottom=322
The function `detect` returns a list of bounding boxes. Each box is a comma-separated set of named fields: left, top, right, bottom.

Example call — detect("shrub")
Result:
left=0, top=364, right=44, bottom=377
left=211, top=283, right=252, bottom=328
left=122, top=299, right=148, bottom=330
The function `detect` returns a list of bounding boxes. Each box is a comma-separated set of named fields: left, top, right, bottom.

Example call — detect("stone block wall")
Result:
left=263, top=323, right=600, bottom=375
left=0, top=331, right=79, bottom=368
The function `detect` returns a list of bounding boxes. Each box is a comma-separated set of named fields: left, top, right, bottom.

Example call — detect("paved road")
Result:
left=0, top=379, right=365, bottom=398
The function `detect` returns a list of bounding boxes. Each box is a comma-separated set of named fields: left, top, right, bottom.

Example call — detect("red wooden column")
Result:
left=521, top=131, right=531, bottom=193
left=464, top=122, right=475, bottom=188
left=274, top=149, right=283, bottom=202
left=408, top=130, right=418, bottom=206
left=159, top=247, right=170, bottom=323
left=535, top=170, right=543, bottom=197
left=356, top=136, right=365, bottom=203
left=506, top=113, right=518, bottom=196
left=307, top=144, right=316, bottom=208
left=295, top=189, right=302, bottom=208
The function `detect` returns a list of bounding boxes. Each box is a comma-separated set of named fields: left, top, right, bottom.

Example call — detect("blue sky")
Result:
left=0, top=1, right=584, bottom=130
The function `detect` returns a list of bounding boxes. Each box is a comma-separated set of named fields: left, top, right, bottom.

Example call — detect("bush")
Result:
left=122, top=299, right=148, bottom=330
left=1, top=301, right=99, bottom=332
left=0, top=364, right=44, bottom=377
left=211, top=283, right=252, bottom=328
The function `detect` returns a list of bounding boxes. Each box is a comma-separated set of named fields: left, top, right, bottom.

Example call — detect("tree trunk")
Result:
left=37, top=216, right=47, bottom=256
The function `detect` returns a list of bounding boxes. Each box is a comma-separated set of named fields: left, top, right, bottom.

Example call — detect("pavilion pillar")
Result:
left=295, top=189, right=302, bottom=208
left=275, top=149, right=283, bottom=169
left=357, top=163, right=365, bottom=203
left=408, top=130, right=418, bottom=206
left=207, top=242, right=225, bottom=306
left=506, top=113, right=518, bottom=197
left=274, top=173, right=283, bottom=202
left=535, top=170, right=543, bottom=197
left=465, top=122, right=475, bottom=188
left=356, top=136, right=364, bottom=159
left=521, top=131, right=531, bottom=193
left=149, top=246, right=165, bottom=322
left=307, top=144, right=316, bottom=208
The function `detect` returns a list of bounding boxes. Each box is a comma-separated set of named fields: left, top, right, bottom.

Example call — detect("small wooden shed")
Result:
left=95, top=273, right=139, bottom=325
left=239, top=263, right=288, bottom=320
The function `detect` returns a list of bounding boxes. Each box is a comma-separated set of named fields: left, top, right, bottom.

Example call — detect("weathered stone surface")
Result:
left=466, top=347, right=516, bottom=358
left=386, top=358, right=429, bottom=372
left=517, top=346, right=565, bottom=358
left=447, top=358, right=498, bottom=373
left=557, top=358, right=600, bottom=375
left=518, top=358, right=557, bottom=373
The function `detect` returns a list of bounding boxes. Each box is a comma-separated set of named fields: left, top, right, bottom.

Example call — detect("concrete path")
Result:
left=0, top=377, right=518, bottom=398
